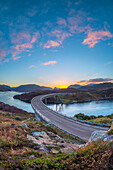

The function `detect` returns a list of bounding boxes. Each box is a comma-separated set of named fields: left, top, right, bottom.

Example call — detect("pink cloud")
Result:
left=3, top=59, right=9, bottom=63
left=11, top=43, right=32, bottom=58
left=31, top=36, right=37, bottom=43
left=31, top=32, right=40, bottom=43
left=85, top=73, right=99, bottom=78
left=59, top=32, right=72, bottom=44
left=67, top=16, right=82, bottom=33
left=82, top=30, right=113, bottom=48
left=57, top=18, right=67, bottom=27
left=44, top=40, right=60, bottom=48
left=51, top=30, right=62, bottom=38
left=13, top=56, right=21, bottom=60
left=10, top=31, right=39, bottom=59
left=76, top=78, right=113, bottom=85
left=11, top=31, right=39, bottom=45
left=14, top=43, right=32, bottom=51
left=0, top=50, right=6, bottom=61
left=11, top=32, right=31, bottom=44
left=42, top=61, right=57, bottom=66
left=29, top=65, right=37, bottom=68
left=104, top=61, right=112, bottom=66
left=49, top=30, right=72, bottom=44
left=11, top=51, right=19, bottom=58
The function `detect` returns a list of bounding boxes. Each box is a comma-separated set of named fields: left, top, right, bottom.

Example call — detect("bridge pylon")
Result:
left=56, top=95, right=63, bottom=104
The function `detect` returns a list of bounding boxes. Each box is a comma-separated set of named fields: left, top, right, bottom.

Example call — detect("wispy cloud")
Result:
left=82, top=30, right=113, bottom=48
left=44, top=40, right=60, bottom=48
left=3, top=59, right=9, bottom=63
left=13, top=56, right=21, bottom=60
left=104, top=61, right=112, bottom=66
left=0, top=50, right=6, bottom=61
left=11, top=43, right=32, bottom=58
left=31, top=32, right=40, bottom=43
left=42, top=61, right=57, bottom=66
left=29, top=65, right=37, bottom=69
left=59, top=32, right=72, bottom=44
left=13, top=43, right=32, bottom=51
left=76, top=78, right=113, bottom=85
left=88, top=78, right=113, bottom=83
left=27, top=7, right=38, bottom=17
left=10, top=31, right=39, bottom=59
left=0, top=1, right=113, bottom=65
left=85, top=73, right=99, bottom=78
left=11, top=32, right=31, bottom=44
left=57, top=18, right=67, bottom=27
left=50, top=30, right=72, bottom=45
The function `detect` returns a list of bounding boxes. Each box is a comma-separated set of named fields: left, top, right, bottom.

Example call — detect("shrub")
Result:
left=107, top=114, right=113, bottom=119
left=97, top=115, right=104, bottom=118
left=74, top=113, right=91, bottom=120
left=90, top=115, right=97, bottom=119
left=15, top=116, right=22, bottom=121
left=107, top=129, right=113, bottom=135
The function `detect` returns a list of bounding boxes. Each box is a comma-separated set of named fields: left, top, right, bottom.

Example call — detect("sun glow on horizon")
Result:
left=55, top=85, right=69, bottom=89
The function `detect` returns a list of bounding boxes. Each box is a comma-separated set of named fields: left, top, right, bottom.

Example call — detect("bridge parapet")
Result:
left=41, top=93, right=70, bottom=104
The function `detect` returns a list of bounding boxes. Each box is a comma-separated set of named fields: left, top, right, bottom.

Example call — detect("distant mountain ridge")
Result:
left=0, top=82, right=113, bottom=92
left=68, top=82, right=113, bottom=91
left=0, top=85, right=11, bottom=91
left=0, top=84, right=52, bottom=92
left=68, top=84, right=81, bottom=89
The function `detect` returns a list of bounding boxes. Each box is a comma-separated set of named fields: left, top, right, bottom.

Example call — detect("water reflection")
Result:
left=56, top=104, right=64, bottom=112
left=47, top=99, right=113, bottom=117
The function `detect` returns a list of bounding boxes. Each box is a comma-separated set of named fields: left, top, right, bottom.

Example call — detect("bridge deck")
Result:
left=31, top=93, right=109, bottom=141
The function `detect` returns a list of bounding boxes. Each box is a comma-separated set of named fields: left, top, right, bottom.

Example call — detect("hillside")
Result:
left=13, top=87, right=113, bottom=103
left=68, top=84, right=81, bottom=89
left=0, top=103, right=113, bottom=169
left=13, top=84, right=52, bottom=92
left=68, top=82, right=113, bottom=91
left=0, top=84, right=52, bottom=92
left=13, top=88, right=81, bottom=103
left=80, top=82, right=113, bottom=91
left=0, top=85, right=10, bottom=91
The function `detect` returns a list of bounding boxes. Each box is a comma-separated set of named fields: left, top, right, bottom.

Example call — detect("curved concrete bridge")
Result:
left=31, top=93, right=109, bottom=141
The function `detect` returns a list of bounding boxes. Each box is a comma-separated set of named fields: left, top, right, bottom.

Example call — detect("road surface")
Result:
left=31, top=93, right=109, bottom=141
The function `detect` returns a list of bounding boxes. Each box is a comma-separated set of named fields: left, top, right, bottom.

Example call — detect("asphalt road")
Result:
left=31, top=93, right=109, bottom=141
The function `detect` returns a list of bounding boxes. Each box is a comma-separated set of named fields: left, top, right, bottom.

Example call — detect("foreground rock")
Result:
left=84, top=130, right=113, bottom=147
left=27, top=131, right=79, bottom=154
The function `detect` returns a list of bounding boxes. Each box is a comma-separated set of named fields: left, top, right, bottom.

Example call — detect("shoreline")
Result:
left=13, top=94, right=113, bottom=104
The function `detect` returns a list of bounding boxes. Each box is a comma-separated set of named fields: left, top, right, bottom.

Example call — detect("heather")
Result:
left=0, top=103, right=113, bottom=169
left=74, top=113, right=113, bottom=124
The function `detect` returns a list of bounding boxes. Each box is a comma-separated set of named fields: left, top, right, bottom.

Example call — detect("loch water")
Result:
left=47, top=100, right=113, bottom=117
left=0, top=91, right=113, bottom=117
left=0, top=91, right=34, bottom=113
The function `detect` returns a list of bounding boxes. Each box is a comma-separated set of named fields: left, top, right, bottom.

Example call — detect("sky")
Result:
left=0, top=0, right=113, bottom=88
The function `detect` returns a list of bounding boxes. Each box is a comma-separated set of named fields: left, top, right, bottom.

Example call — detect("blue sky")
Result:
left=0, top=0, right=113, bottom=88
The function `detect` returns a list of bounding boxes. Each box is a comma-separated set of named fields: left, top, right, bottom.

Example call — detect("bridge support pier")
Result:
left=56, top=95, right=63, bottom=104
left=44, top=98, right=47, bottom=104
